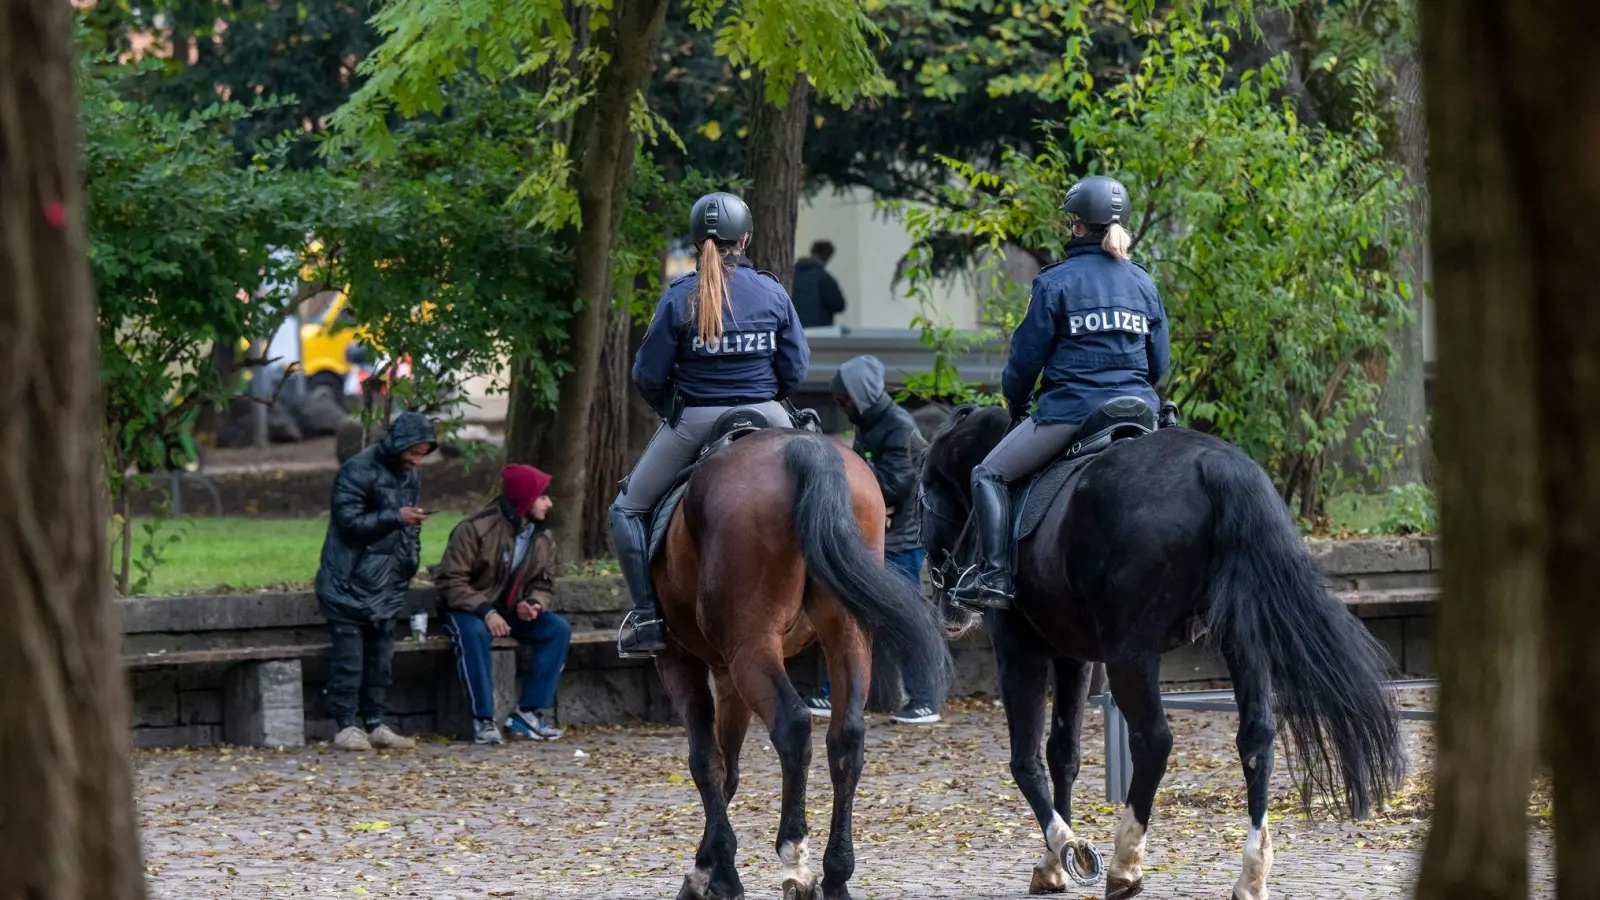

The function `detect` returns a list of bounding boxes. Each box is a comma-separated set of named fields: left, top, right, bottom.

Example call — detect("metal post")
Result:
left=1100, top=692, right=1131, bottom=805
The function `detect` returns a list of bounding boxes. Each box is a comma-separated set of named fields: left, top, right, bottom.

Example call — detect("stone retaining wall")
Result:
left=122, top=537, right=1438, bottom=747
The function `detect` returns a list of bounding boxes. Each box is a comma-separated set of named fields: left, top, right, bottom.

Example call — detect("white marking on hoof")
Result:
left=1107, top=806, right=1146, bottom=886
left=685, top=866, right=711, bottom=899
left=778, top=838, right=816, bottom=899
left=1030, top=813, right=1071, bottom=893
left=1232, top=822, right=1272, bottom=900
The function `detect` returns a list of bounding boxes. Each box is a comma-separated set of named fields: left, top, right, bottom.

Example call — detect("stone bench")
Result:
left=119, top=538, right=1441, bottom=748
left=124, top=628, right=614, bottom=748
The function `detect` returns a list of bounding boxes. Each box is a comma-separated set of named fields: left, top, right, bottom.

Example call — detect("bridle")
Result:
left=917, top=479, right=978, bottom=597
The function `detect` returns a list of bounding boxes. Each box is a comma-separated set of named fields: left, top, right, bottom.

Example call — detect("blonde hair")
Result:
left=693, top=239, right=733, bottom=344
left=1102, top=222, right=1132, bottom=260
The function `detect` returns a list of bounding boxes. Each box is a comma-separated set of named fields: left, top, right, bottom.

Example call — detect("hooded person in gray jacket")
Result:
left=809, top=355, right=943, bottom=724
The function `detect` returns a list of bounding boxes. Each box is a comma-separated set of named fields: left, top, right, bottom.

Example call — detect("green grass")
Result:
left=1323, top=491, right=1389, bottom=535
left=125, top=515, right=464, bottom=596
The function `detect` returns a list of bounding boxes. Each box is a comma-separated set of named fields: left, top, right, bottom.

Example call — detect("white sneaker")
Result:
left=803, top=695, right=832, bottom=719
left=367, top=724, right=415, bottom=750
left=890, top=704, right=942, bottom=725
left=333, top=725, right=372, bottom=751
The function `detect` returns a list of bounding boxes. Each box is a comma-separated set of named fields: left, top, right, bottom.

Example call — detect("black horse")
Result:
left=918, top=404, right=1405, bottom=899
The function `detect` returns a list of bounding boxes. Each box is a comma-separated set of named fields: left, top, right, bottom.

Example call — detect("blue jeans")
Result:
left=445, top=610, right=572, bottom=720
left=818, top=549, right=941, bottom=708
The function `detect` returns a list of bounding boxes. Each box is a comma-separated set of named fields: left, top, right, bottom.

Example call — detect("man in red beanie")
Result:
left=434, top=464, right=571, bottom=744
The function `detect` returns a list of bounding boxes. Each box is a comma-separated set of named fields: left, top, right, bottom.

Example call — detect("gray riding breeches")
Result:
left=978, top=417, right=1082, bottom=484
left=614, top=400, right=792, bottom=513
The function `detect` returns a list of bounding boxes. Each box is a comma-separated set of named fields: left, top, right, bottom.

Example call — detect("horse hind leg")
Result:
left=658, top=649, right=744, bottom=900
left=812, top=594, right=871, bottom=900
left=712, top=671, right=751, bottom=801
left=1045, top=657, right=1100, bottom=891
left=729, top=650, right=818, bottom=900
left=1103, top=656, right=1174, bottom=900
left=988, top=611, right=1076, bottom=895
left=1224, top=647, right=1276, bottom=900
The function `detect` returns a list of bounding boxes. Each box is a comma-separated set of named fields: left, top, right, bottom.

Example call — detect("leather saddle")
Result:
left=646, top=403, right=822, bottom=560
left=1011, top=396, right=1168, bottom=542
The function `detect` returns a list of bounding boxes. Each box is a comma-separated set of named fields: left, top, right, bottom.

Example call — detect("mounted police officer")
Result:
left=613, top=191, right=811, bottom=656
left=950, top=175, right=1171, bottom=610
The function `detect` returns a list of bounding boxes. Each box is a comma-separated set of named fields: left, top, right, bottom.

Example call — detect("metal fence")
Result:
left=1098, top=679, right=1438, bottom=803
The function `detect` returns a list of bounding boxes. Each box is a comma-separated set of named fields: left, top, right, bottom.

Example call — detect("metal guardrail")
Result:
left=1098, top=679, right=1438, bottom=803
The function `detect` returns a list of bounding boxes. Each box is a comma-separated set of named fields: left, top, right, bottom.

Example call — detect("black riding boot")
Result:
left=612, top=505, right=667, bottom=657
left=950, top=466, right=1014, bottom=610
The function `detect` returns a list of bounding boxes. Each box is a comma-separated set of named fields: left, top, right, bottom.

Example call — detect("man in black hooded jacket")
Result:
left=315, top=411, right=437, bottom=751
left=806, top=355, right=944, bottom=724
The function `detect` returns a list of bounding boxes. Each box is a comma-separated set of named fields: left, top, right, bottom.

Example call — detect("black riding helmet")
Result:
left=690, top=191, right=754, bottom=246
left=1059, top=175, right=1129, bottom=226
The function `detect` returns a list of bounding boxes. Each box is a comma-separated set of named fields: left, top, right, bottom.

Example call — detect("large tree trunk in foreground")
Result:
left=0, top=0, right=148, bottom=895
left=744, top=73, right=811, bottom=291
left=1507, top=4, right=1600, bottom=896
left=1416, top=1, right=1600, bottom=897
left=505, top=0, right=669, bottom=559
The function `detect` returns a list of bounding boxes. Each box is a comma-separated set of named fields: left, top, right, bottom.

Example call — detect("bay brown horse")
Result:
left=653, top=427, right=950, bottom=900
left=919, top=405, right=1405, bottom=899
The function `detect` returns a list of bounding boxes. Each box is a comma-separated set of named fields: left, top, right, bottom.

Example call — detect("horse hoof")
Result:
left=1027, top=873, right=1067, bottom=895
left=782, top=875, right=819, bottom=900
left=1060, top=839, right=1104, bottom=886
left=1106, top=875, right=1144, bottom=900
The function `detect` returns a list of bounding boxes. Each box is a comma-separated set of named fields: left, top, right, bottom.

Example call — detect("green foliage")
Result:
left=325, top=0, right=891, bottom=217
left=1378, top=481, right=1435, bottom=535
left=82, top=47, right=319, bottom=486
left=84, top=0, right=380, bottom=166
left=896, top=13, right=1411, bottom=516
left=316, top=78, right=576, bottom=424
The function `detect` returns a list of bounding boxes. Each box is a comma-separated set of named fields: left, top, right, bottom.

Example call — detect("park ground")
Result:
left=136, top=695, right=1555, bottom=899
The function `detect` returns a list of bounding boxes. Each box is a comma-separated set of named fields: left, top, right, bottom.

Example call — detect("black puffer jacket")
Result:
left=315, top=413, right=437, bottom=625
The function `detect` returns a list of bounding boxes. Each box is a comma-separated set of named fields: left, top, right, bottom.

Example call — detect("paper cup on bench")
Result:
left=409, top=612, right=430, bottom=641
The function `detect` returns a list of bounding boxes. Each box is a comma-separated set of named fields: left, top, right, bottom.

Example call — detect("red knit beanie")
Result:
left=502, top=464, right=552, bottom=517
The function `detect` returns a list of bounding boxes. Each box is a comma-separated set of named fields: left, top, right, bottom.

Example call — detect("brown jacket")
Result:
left=433, top=497, right=557, bottom=618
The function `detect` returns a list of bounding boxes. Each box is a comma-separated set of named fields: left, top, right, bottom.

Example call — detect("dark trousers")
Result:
left=819, top=549, right=941, bottom=708
left=326, top=619, right=395, bottom=730
left=445, top=610, right=573, bottom=720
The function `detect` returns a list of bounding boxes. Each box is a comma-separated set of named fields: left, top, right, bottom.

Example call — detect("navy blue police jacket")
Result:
left=1002, top=236, right=1171, bottom=425
left=632, top=257, right=811, bottom=416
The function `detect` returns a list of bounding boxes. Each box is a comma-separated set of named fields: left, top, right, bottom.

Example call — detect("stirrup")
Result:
left=951, top=571, right=1013, bottom=611
left=616, top=611, right=666, bottom=659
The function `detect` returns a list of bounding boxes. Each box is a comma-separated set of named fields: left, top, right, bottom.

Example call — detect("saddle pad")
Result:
left=1014, top=453, right=1096, bottom=543
left=648, top=478, right=691, bottom=563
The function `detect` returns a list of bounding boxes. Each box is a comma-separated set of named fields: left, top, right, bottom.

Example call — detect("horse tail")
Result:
left=784, top=433, right=951, bottom=698
left=1198, top=448, right=1406, bottom=819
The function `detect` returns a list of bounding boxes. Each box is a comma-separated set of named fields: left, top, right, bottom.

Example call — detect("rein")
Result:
left=917, top=480, right=977, bottom=595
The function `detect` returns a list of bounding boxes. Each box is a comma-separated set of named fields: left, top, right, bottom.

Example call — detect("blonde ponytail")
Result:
left=1102, top=222, right=1132, bottom=260
left=693, top=238, right=731, bottom=344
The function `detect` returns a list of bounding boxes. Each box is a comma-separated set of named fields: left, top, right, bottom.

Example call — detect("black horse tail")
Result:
left=1199, top=448, right=1406, bottom=819
left=785, top=433, right=951, bottom=700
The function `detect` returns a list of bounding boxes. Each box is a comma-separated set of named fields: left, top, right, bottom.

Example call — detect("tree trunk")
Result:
left=584, top=307, right=632, bottom=558
left=507, top=0, right=669, bottom=559
left=744, top=73, right=811, bottom=291
left=1412, top=3, right=1549, bottom=898
left=1501, top=5, right=1600, bottom=897
left=1374, top=47, right=1432, bottom=487
left=0, top=0, right=148, bottom=894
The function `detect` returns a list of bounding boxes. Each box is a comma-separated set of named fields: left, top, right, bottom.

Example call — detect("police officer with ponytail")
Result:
left=950, top=175, right=1170, bottom=610
left=614, top=192, right=811, bottom=657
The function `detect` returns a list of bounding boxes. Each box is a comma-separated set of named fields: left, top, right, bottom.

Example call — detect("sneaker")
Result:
left=332, top=725, right=372, bottom=751
left=803, top=695, right=832, bottom=719
left=366, top=724, right=415, bottom=750
left=473, top=719, right=503, bottom=745
left=890, top=704, right=942, bottom=725
left=506, top=709, right=563, bottom=741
